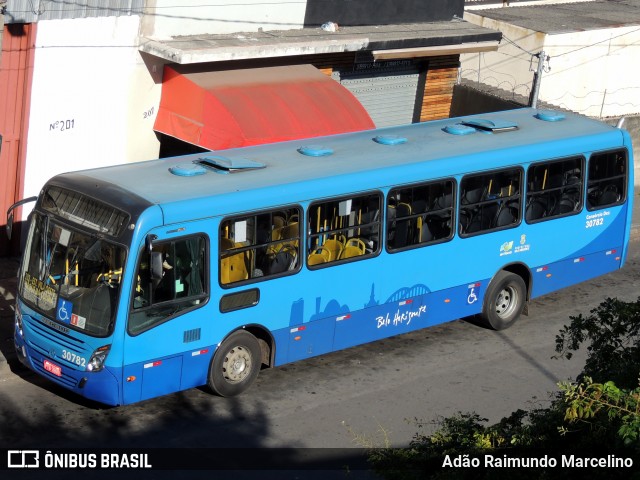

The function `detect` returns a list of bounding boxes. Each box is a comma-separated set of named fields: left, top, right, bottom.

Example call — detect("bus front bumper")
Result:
left=14, top=333, right=121, bottom=406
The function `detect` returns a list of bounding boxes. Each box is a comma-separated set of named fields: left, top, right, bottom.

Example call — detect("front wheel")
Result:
left=208, top=330, right=261, bottom=397
left=480, top=271, right=526, bottom=330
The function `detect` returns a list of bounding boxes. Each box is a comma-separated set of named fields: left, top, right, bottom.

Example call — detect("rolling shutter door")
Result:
left=337, top=66, right=420, bottom=128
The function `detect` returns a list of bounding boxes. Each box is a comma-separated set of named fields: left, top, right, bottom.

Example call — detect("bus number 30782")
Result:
left=62, top=350, right=86, bottom=367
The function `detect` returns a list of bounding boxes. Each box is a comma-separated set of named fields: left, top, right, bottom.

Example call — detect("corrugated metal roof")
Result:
left=5, top=0, right=143, bottom=23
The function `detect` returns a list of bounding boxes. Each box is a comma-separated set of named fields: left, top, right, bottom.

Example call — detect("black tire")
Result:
left=480, top=271, right=526, bottom=330
left=208, top=330, right=261, bottom=397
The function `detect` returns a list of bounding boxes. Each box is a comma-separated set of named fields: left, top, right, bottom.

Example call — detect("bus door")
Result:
left=122, top=227, right=209, bottom=404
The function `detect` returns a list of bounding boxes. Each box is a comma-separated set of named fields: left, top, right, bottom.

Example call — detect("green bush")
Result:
left=364, top=297, right=640, bottom=479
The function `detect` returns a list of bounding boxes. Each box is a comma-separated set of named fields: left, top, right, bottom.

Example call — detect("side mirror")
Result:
left=6, top=196, right=38, bottom=239
left=145, top=234, right=158, bottom=255
left=150, top=251, right=164, bottom=286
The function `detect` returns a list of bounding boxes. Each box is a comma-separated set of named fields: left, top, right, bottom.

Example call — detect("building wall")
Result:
left=140, top=0, right=307, bottom=38
left=140, top=0, right=465, bottom=39
left=20, top=15, right=160, bottom=219
left=461, top=12, right=640, bottom=117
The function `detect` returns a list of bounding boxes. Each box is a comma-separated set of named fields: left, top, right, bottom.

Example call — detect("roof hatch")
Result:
left=168, top=156, right=266, bottom=176
left=460, top=118, right=519, bottom=132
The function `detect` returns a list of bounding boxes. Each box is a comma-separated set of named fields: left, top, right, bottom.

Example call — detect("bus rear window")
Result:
left=587, top=149, right=627, bottom=210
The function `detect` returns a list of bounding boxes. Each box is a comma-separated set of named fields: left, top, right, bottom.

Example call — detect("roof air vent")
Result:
left=443, top=124, right=477, bottom=136
left=535, top=110, right=566, bottom=122
left=297, top=145, right=334, bottom=157
left=169, top=163, right=208, bottom=177
left=373, top=135, right=408, bottom=146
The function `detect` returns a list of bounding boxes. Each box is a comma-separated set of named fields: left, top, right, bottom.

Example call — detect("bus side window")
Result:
left=129, top=235, right=208, bottom=335
left=587, top=149, right=627, bottom=210
left=307, top=192, right=381, bottom=267
left=219, top=206, right=301, bottom=286
left=459, top=168, right=522, bottom=237
left=387, top=179, right=454, bottom=251
left=525, top=156, right=584, bottom=223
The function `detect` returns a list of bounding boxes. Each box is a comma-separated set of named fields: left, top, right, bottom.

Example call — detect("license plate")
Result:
left=44, top=360, right=62, bottom=377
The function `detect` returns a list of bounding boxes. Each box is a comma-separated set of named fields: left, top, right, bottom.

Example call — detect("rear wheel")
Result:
left=208, top=330, right=261, bottom=397
left=480, top=271, right=526, bottom=330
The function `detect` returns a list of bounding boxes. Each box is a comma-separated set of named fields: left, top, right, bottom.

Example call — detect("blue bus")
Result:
left=8, top=108, right=634, bottom=405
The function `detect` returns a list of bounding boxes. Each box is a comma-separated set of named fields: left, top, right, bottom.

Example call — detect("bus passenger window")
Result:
left=308, top=193, right=381, bottom=267
left=587, top=149, right=627, bottom=210
left=219, top=206, right=301, bottom=286
left=459, top=168, right=521, bottom=236
left=129, top=235, right=208, bottom=335
left=525, top=156, right=583, bottom=223
left=387, top=180, right=454, bottom=251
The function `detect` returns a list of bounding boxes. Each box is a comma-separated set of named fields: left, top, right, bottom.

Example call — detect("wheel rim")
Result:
left=494, top=285, right=519, bottom=319
left=222, top=346, right=253, bottom=383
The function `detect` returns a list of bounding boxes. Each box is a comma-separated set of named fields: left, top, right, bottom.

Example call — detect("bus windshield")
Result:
left=19, top=212, right=126, bottom=337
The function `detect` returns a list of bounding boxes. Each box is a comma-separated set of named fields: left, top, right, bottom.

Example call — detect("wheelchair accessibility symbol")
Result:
left=56, top=299, right=73, bottom=324
left=467, top=282, right=481, bottom=305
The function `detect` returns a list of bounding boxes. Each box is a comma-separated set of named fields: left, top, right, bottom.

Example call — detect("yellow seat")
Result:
left=339, top=238, right=367, bottom=259
left=307, top=247, right=332, bottom=266
left=220, top=237, right=248, bottom=284
left=322, top=238, right=344, bottom=261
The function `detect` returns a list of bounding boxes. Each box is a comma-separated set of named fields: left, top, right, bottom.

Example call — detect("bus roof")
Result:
left=55, top=108, right=627, bottom=224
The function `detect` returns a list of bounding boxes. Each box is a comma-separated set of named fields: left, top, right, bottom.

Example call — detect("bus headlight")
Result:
left=87, top=345, right=111, bottom=372
left=15, top=309, right=23, bottom=337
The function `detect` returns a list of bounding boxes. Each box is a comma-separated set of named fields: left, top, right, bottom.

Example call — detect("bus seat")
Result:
left=308, top=247, right=331, bottom=266
left=431, top=214, right=452, bottom=239
left=495, top=204, right=517, bottom=227
left=221, top=237, right=234, bottom=250
left=462, top=187, right=484, bottom=205
left=526, top=198, right=547, bottom=221
left=273, top=215, right=286, bottom=230
left=417, top=216, right=434, bottom=243
left=411, top=199, right=427, bottom=214
left=596, top=184, right=620, bottom=206
left=433, top=192, right=452, bottom=210
left=392, top=203, right=412, bottom=248
left=221, top=252, right=249, bottom=284
left=281, top=222, right=299, bottom=240
left=557, top=189, right=580, bottom=213
left=322, top=238, right=344, bottom=261
left=339, top=238, right=367, bottom=259
left=265, top=245, right=297, bottom=275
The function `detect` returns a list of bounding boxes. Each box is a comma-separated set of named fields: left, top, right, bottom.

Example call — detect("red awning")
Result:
left=154, top=64, right=375, bottom=150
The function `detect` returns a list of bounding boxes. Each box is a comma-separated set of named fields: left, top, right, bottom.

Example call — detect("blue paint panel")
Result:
left=287, top=316, right=335, bottom=362
left=532, top=248, right=622, bottom=298
left=334, top=297, right=426, bottom=350
left=181, top=347, right=214, bottom=389
left=123, top=363, right=143, bottom=404
left=140, top=356, right=183, bottom=401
